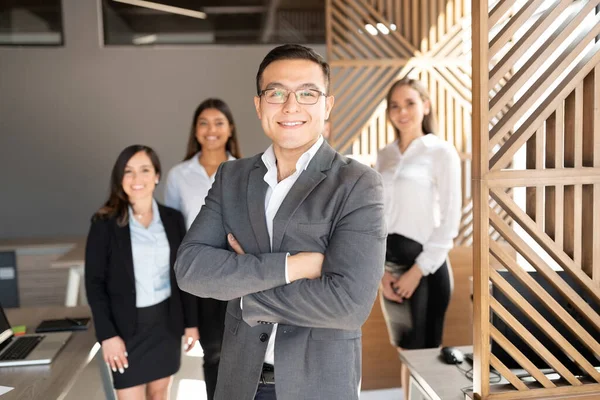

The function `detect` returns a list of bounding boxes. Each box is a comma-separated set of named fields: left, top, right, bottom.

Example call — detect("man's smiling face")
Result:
left=254, top=59, right=334, bottom=154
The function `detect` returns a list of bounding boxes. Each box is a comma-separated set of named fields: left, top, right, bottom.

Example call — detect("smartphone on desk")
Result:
left=35, top=318, right=90, bottom=333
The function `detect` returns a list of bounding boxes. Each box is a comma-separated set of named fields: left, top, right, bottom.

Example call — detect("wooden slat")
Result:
left=335, top=68, right=401, bottom=153
left=489, top=0, right=513, bottom=28
left=489, top=354, right=529, bottom=392
left=490, top=188, right=600, bottom=305
left=489, top=21, right=600, bottom=148
left=429, top=0, right=437, bottom=53
left=489, top=323, right=560, bottom=388
left=489, top=209, right=600, bottom=340
left=330, top=58, right=412, bottom=68
left=489, top=267, right=600, bottom=382
left=489, top=41, right=600, bottom=169
left=335, top=68, right=390, bottom=123
left=411, top=0, right=418, bottom=49
left=420, top=0, right=427, bottom=52
left=489, top=0, right=582, bottom=88
left=581, top=70, right=595, bottom=278
left=489, top=0, right=546, bottom=60
left=333, top=67, right=363, bottom=98
left=326, top=0, right=333, bottom=62
left=487, top=168, right=600, bottom=187
left=472, top=0, right=491, bottom=395
left=487, top=384, right=600, bottom=400
left=437, top=0, right=444, bottom=42
left=402, top=0, right=409, bottom=44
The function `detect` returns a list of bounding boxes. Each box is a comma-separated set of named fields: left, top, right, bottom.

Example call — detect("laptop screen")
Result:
left=0, top=303, right=13, bottom=344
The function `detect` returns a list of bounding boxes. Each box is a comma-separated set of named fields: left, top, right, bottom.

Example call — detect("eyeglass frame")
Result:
left=258, top=87, right=328, bottom=105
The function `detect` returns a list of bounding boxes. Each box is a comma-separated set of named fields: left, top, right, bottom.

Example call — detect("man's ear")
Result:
left=325, top=95, right=335, bottom=120
left=254, top=96, right=262, bottom=120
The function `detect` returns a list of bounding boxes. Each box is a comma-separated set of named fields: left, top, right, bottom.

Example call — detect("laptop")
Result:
left=0, top=303, right=71, bottom=367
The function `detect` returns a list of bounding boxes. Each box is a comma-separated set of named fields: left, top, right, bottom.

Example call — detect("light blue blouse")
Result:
left=128, top=199, right=171, bottom=308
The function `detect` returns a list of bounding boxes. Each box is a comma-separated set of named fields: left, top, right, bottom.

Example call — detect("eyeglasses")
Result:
left=259, top=88, right=327, bottom=105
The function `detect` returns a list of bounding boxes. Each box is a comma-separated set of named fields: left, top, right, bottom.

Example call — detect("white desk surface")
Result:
left=400, top=345, right=474, bottom=400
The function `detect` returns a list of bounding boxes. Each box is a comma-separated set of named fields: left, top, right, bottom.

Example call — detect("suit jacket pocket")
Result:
left=310, top=328, right=362, bottom=341
left=225, top=309, right=241, bottom=335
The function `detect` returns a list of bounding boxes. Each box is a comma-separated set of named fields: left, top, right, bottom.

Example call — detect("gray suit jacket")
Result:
left=175, top=141, right=386, bottom=400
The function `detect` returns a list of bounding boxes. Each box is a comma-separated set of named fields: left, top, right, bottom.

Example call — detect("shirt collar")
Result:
left=129, top=198, right=160, bottom=227
left=393, top=134, right=437, bottom=156
left=262, top=135, right=324, bottom=172
left=188, top=151, right=237, bottom=170
left=261, top=135, right=324, bottom=185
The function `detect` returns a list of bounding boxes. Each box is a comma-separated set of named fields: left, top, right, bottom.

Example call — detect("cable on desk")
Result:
left=455, top=363, right=502, bottom=384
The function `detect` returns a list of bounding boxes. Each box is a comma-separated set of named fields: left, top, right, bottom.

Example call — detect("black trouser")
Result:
left=197, top=297, right=228, bottom=400
left=384, top=234, right=452, bottom=349
left=254, top=384, right=277, bottom=400
left=402, top=260, right=451, bottom=348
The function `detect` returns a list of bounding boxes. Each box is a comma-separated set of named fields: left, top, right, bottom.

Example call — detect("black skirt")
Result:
left=380, top=234, right=452, bottom=349
left=112, top=298, right=181, bottom=390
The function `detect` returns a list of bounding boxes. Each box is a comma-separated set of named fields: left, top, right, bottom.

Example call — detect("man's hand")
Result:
left=227, top=233, right=323, bottom=282
left=393, top=264, right=423, bottom=299
left=381, top=271, right=404, bottom=302
left=287, top=252, right=324, bottom=281
left=228, top=233, right=245, bottom=255
left=183, top=327, right=200, bottom=352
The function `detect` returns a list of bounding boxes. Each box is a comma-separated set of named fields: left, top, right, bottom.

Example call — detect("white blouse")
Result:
left=165, top=152, right=236, bottom=230
left=376, top=134, right=462, bottom=275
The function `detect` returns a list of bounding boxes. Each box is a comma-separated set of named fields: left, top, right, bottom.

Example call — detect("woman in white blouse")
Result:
left=165, top=98, right=241, bottom=400
left=376, top=79, right=461, bottom=398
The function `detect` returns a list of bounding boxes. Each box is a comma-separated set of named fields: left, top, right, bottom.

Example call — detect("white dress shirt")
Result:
left=128, top=199, right=171, bottom=307
left=259, top=135, right=324, bottom=366
left=376, top=134, right=461, bottom=275
left=165, top=152, right=236, bottom=229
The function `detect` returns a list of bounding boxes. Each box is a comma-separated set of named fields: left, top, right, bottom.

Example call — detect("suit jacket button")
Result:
left=259, top=333, right=269, bottom=342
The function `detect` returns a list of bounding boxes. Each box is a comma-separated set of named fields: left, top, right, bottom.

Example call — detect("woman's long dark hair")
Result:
left=93, top=145, right=161, bottom=227
left=183, top=98, right=242, bottom=161
left=386, top=78, right=438, bottom=138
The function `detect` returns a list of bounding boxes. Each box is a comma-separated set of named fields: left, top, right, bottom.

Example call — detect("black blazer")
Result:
left=85, top=203, right=198, bottom=342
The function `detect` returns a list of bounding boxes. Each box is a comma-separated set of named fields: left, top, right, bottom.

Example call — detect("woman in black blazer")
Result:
left=85, top=145, right=199, bottom=399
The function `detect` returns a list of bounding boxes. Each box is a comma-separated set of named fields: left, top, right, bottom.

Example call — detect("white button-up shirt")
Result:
left=376, top=134, right=461, bottom=275
left=165, top=152, right=236, bottom=229
left=128, top=199, right=171, bottom=307
left=260, top=135, right=324, bottom=366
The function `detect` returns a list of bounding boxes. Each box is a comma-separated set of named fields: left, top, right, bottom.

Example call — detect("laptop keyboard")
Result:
left=0, top=336, right=44, bottom=360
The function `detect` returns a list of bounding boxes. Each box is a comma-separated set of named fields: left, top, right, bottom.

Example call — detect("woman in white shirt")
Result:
left=165, top=98, right=241, bottom=400
left=376, top=79, right=461, bottom=398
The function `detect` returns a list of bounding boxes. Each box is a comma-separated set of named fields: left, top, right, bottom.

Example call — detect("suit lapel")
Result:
left=247, top=159, right=271, bottom=254
left=158, top=205, right=178, bottom=266
left=114, top=220, right=135, bottom=284
left=271, top=142, right=335, bottom=253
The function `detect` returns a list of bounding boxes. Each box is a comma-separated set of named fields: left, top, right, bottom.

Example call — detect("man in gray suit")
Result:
left=175, top=44, right=386, bottom=400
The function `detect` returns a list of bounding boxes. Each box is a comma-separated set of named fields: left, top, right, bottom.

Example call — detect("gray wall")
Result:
left=0, top=0, right=325, bottom=239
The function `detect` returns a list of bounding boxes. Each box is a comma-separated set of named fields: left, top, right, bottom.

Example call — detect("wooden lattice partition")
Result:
left=473, top=0, right=600, bottom=399
left=325, top=0, right=485, bottom=246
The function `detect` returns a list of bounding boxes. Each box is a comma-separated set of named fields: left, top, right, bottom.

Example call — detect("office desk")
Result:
left=0, top=237, right=86, bottom=307
left=50, top=239, right=87, bottom=307
left=0, top=306, right=109, bottom=400
left=399, top=345, right=474, bottom=400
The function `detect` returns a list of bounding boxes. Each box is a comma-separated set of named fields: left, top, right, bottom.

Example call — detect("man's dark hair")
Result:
left=256, top=44, right=330, bottom=95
